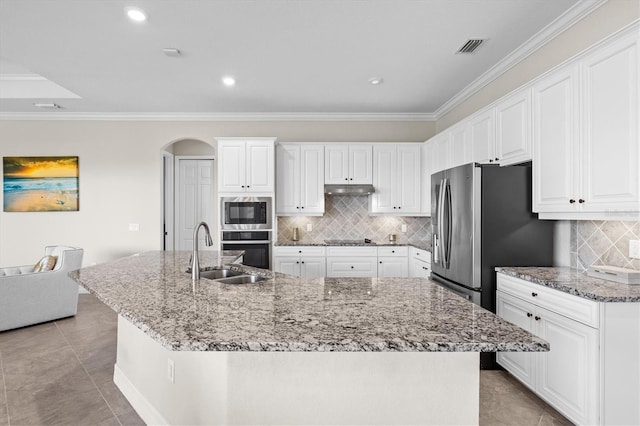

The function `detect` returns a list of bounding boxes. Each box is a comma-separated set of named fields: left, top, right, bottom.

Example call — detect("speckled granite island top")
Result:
left=71, top=251, right=547, bottom=352
left=275, top=240, right=433, bottom=251
left=496, top=267, right=640, bottom=302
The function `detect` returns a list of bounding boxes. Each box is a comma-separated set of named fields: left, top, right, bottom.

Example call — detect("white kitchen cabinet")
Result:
left=534, top=31, right=640, bottom=219
left=370, top=144, right=421, bottom=215
left=377, top=246, right=408, bottom=278
left=276, top=143, right=324, bottom=215
left=325, top=144, right=373, bottom=184
left=217, top=138, right=275, bottom=193
left=420, top=141, right=435, bottom=216
left=326, top=246, right=377, bottom=277
left=532, top=64, right=579, bottom=213
left=449, top=123, right=472, bottom=168
left=409, top=247, right=431, bottom=278
left=496, top=272, right=640, bottom=426
left=274, top=246, right=326, bottom=278
left=469, top=108, right=497, bottom=164
left=495, top=89, right=532, bottom=166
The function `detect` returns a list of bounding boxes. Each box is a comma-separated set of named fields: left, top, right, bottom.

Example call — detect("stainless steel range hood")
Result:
left=324, top=184, right=375, bottom=195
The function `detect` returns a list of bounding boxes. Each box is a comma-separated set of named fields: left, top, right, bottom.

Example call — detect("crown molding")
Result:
left=0, top=111, right=437, bottom=122
left=433, top=0, right=608, bottom=119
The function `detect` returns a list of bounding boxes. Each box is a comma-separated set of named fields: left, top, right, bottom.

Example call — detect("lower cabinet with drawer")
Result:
left=273, top=246, right=326, bottom=278
left=409, top=247, right=431, bottom=278
left=496, top=272, right=640, bottom=426
left=377, top=246, right=409, bottom=277
left=326, top=246, right=378, bottom=277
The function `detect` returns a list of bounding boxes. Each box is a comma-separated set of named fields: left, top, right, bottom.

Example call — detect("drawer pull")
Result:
left=391, top=250, right=395, bottom=253
left=534, top=316, right=541, bottom=321
left=527, top=312, right=533, bottom=317
left=569, top=199, right=576, bottom=204
left=350, top=266, right=354, bottom=269
left=531, top=292, right=538, bottom=297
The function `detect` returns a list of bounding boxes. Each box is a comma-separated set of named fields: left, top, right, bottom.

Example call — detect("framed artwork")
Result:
left=3, top=156, right=79, bottom=212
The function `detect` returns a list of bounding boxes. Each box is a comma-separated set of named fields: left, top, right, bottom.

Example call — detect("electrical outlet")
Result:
left=306, top=223, right=312, bottom=232
left=128, top=223, right=140, bottom=232
left=167, top=358, right=175, bottom=383
left=401, top=224, right=407, bottom=233
left=630, top=240, right=640, bottom=259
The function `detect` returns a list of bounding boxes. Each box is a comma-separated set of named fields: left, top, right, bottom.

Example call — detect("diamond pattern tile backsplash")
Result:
left=277, top=195, right=432, bottom=246
left=571, top=220, right=640, bottom=271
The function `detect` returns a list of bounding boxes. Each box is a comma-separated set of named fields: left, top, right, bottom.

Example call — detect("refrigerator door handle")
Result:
left=443, top=179, right=452, bottom=268
left=436, top=178, right=446, bottom=267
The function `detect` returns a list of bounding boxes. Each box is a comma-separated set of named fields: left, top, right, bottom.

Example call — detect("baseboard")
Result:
left=113, top=364, right=169, bottom=426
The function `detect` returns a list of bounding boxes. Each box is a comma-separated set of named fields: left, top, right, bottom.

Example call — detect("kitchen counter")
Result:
left=72, top=251, right=548, bottom=425
left=73, top=251, right=544, bottom=352
left=275, top=240, right=433, bottom=251
left=496, top=266, right=640, bottom=302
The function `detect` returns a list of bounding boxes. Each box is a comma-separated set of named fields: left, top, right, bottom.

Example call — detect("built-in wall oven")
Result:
left=221, top=231, right=271, bottom=269
left=221, top=197, right=272, bottom=230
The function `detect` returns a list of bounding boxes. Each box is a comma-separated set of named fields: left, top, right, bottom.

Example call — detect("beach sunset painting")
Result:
left=3, top=156, right=79, bottom=212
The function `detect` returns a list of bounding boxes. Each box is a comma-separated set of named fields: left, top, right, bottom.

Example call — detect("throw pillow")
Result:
left=33, top=255, right=58, bottom=272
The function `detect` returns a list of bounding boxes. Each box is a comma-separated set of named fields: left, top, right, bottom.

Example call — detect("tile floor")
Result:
left=0, top=294, right=573, bottom=426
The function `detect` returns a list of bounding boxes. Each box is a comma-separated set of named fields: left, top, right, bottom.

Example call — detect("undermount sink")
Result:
left=215, top=275, right=267, bottom=285
left=188, top=267, right=266, bottom=284
left=199, top=268, right=244, bottom=280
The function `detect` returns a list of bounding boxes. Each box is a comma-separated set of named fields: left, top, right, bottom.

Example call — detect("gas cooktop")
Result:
left=323, top=239, right=375, bottom=245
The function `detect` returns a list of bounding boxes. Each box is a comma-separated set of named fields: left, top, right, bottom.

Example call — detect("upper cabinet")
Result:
left=470, top=108, right=496, bottom=164
left=325, top=144, right=373, bottom=184
left=495, top=89, right=532, bottom=166
left=534, top=31, right=639, bottom=219
left=218, top=138, right=275, bottom=193
left=370, top=143, right=421, bottom=215
left=276, top=143, right=324, bottom=216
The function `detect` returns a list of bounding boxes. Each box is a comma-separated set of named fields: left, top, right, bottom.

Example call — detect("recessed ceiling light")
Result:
left=33, top=103, right=62, bottom=109
left=222, top=76, right=236, bottom=87
left=162, top=48, right=182, bottom=57
left=126, top=8, right=147, bottom=22
left=368, top=77, right=384, bottom=85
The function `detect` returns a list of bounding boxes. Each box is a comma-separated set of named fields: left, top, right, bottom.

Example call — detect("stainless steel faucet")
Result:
left=191, top=221, right=214, bottom=281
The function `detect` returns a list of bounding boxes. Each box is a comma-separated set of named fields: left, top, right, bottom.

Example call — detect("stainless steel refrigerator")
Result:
left=431, top=162, right=555, bottom=314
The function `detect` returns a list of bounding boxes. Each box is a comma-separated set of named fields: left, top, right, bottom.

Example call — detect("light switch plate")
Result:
left=401, top=224, right=407, bottom=233
left=630, top=240, right=640, bottom=259
left=306, top=223, right=312, bottom=232
left=128, top=223, right=140, bottom=232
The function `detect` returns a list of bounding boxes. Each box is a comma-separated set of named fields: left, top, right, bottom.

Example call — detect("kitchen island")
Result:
left=72, top=251, right=548, bottom=425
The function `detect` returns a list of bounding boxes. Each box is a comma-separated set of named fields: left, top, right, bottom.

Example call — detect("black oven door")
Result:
left=222, top=242, right=270, bottom=270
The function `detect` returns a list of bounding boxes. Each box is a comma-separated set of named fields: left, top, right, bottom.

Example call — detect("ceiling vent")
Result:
left=456, top=39, right=486, bottom=54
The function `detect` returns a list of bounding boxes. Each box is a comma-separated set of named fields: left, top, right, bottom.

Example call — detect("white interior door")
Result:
left=176, top=158, right=215, bottom=251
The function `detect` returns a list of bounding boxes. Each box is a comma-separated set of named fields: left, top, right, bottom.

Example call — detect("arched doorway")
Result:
left=162, top=139, right=216, bottom=251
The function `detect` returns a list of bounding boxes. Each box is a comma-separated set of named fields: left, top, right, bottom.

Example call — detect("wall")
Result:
left=437, top=0, right=640, bottom=131
left=571, top=220, right=640, bottom=271
left=277, top=195, right=431, bottom=246
left=0, top=120, right=435, bottom=267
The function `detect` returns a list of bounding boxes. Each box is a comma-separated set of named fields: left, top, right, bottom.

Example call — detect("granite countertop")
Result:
left=72, top=251, right=546, bottom=353
left=496, top=267, right=640, bottom=302
left=275, top=240, right=432, bottom=251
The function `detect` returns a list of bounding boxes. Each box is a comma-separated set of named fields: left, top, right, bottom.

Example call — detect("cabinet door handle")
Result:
left=535, top=316, right=541, bottom=321
left=247, top=185, right=250, bottom=188
left=301, top=206, right=304, bottom=209
left=301, top=261, right=305, bottom=264
left=398, top=206, right=401, bottom=209
left=579, top=199, right=585, bottom=204
left=298, top=250, right=302, bottom=254
left=527, top=313, right=533, bottom=317
left=379, top=261, right=382, bottom=264
left=489, top=159, right=494, bottom=163
left=393, top=206, right=397, bottom=209
left=296, top=261, right=300, bottom=264
left=345, top=178, right=348, bottom=181
left=350, top=178, right=353, bottom=181
left=350, top=266, right=354, bottom=269
left=391, top=250, right=395, bottom=253
left=241, top=185, right=245, bottom=188
left=422, top=266, right=428, bottom=270
left=495, top=157, right=499, bottom=161
left=531, top=292, right=538, bottom=297
left=569, top=199, right=576, bottom=204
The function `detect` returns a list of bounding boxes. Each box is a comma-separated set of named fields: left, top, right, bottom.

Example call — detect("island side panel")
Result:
left=114, top=316, right=480, bottom=425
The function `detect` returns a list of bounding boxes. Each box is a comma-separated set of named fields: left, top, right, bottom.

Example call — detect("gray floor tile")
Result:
left=118, top=407, right=147, bottom=426
left=0, top=322, right=68, bottom=363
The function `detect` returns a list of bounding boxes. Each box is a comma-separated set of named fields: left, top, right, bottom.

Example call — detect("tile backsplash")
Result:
left=277, top=195, right=431, bottom=246
left=571, top=220, right=640, bottom=271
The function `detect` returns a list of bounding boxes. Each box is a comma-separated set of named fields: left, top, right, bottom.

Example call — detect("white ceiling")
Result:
left=0, top=0, right=601, bottom=119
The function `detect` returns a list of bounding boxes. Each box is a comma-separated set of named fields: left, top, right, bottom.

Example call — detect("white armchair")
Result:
left=0, top=246, right=84, bottom=331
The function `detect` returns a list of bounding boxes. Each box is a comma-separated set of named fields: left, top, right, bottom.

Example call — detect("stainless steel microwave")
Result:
left=220, top=197, right=272, bottom=230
